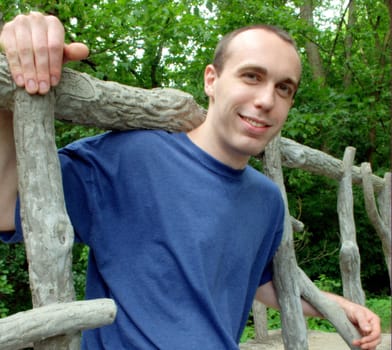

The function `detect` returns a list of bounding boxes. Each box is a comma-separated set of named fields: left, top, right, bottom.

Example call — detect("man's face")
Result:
left=204, top=29, right=301, bottom=168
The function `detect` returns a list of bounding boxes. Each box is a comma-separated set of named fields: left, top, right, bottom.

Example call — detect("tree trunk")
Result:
left=299, top=0, right=326, bottom=82
left=344, top=0, right=356, bottom=87
left=385, top=0, right=392, bottom=171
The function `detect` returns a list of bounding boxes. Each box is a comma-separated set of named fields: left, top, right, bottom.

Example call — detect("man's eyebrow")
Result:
left=238, top=64, right=299, bottom=90
left=238, top=65, right=267, bottom=75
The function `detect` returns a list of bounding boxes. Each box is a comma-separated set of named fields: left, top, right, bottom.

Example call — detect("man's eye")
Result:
left=277, top=83, right=293, bottom=98
left=242, top=72, right=260, bottom=82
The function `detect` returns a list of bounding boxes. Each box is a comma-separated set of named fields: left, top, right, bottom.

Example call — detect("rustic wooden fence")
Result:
left=0, top=54, right=389, bottom=350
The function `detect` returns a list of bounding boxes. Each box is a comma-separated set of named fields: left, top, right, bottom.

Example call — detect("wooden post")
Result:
left=252, top=300, right=268, bottom=341
left=13, top=90, right=80, bottom=349
left=264, top=138, right=362, bottom=350
left=264, top=134, right=309, bottom=350
left=361, top=164, right=391, bottom=280
left=338, top=147, right=365, bottom=305
left=0, top=299, right=116, bottom=350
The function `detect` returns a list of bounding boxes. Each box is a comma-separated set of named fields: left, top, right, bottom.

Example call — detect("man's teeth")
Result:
left=242, top=117, right=267, bottom=127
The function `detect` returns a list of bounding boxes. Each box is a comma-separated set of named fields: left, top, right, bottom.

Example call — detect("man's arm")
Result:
left=0, top=110, right=17, bottom=231
left=0, top=12, right=89, bottom=231
left=255, top=281, right=381, bottom=350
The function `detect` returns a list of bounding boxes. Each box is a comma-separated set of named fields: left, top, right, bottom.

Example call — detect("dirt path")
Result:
left=240, top=330, right=391, bottom=350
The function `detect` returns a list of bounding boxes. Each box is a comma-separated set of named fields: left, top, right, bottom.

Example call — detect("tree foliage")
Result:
left=0, top=0, right=390, bottom=315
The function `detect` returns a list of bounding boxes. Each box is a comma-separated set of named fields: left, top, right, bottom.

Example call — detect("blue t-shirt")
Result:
left=4, top=130, right=284, bottom=349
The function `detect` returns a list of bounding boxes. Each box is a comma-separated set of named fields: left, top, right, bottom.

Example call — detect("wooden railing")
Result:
left=0, top=54, right=389, bottom=349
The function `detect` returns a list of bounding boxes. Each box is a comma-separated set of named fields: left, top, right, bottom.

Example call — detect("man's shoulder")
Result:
left=60, top=129, right=177, bottom=154
left=245, top=165, right=281, bottom=191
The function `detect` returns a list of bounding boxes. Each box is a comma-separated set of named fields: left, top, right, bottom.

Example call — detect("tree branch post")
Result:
left=10, top=89, right=117, bottom=349
left=361, top=163, right=391, bottom=280
left=13, top=90, right=80, bottom=349
left=337, top=147, right=365, bottom=305
left=263, top=134, right=309, bottom=350
left=0, top=299, right=116, bottom=350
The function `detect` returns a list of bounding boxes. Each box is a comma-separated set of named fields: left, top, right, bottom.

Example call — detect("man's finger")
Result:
left=46, top=15, right=65, bottom=89
left=14, top=15, right=39, bottom=94
left=30, top=13, right=53, bottom=94
left=1, top=17, right=30, bottom=88
left=63, top=42, right=90, bottom=63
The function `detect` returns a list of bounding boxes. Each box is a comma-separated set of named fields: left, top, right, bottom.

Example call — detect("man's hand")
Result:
left=0, top=12, right=89, bottom=95
left=346, top=302, right=381, bottom=350
left=256, top=283, right=382, bottom=349
left=325, top=292, right=381, bottom=350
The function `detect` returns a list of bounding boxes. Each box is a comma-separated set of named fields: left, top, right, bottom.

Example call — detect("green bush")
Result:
left=72, top=244, right=89, bottom=301
left=366, top=297, right=391, bottom=332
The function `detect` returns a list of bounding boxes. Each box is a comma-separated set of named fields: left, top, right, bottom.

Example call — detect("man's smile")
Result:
left=239, top=114, right=271, bottom=129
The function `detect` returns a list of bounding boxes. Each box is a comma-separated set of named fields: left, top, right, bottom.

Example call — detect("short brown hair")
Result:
left=213, top=24, right=299, bottom=75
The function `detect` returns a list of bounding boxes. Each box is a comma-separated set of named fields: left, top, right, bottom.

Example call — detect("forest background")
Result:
left=0, top=0, right=390, bottom=339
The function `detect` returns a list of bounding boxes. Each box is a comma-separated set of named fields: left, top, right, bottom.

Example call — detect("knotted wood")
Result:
left=13, top=90, right=80, bottom=349
left=0, top=299, right=116, bottom=350
left=338, top=147, right=365, bottom=305
left=263, top=134, right=309, bottom=350
left=264, top=135, right=362, bottom=350
left=361, top=163, right=391, bottom=279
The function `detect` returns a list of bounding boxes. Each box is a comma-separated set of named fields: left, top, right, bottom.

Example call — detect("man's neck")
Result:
left=187, top=123, right=250, bottom=170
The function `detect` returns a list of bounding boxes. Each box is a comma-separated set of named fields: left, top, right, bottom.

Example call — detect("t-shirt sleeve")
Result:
left=0, top=139, right=99, bottom=246
left=57, top=144, right=97, bottom=245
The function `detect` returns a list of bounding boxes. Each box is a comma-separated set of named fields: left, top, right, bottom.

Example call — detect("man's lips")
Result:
left=240, top=114, right=271, bottom=128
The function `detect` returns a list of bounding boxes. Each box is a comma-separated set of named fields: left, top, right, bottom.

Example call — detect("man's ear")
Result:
left=204, top=64, right=217, bottom=98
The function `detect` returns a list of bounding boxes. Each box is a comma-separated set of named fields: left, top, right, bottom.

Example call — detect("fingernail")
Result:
left=27, top=79, right=37, bottom=92
left=39, top=81, right=49, bottom=93
left=15, top=75, right=24, bottom=86
left=51, top=76, right=58, bottom=86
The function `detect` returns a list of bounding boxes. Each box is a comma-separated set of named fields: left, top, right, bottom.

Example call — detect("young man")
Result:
left=0, top=13, right=381, bottom=350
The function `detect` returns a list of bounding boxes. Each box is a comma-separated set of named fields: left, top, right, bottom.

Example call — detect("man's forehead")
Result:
left=226, top=29, right=302, bottom=79
left=229, top=28, right=295, bottom=54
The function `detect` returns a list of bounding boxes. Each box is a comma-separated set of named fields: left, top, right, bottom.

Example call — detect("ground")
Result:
left=240, top=330, right=391, bottom=350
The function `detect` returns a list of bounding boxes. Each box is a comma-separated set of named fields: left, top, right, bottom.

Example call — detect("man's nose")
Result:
left=254, top=84, right=275, bottom=111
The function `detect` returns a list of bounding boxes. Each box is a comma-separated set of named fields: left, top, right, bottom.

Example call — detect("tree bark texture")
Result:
left=280, top=137, right=385, bottom=194
left=0, top=54, right=205, bottom=133
left=252, top=300, right=268, bottom=341
left=14, top=90, right=75, bottom=307
left=299, top=0, right=326, bottom=82
left=263, top=135, right=362, bottom=349
left=0, top=299, right=116, bottom=350
left=361, top=163, right=391, bottom=279
left=251, top=215, right=305, bottom=341
left=337, top=147, right=365, bottom=305
left=298, top=269, right=362, bottom=350
left=263, top=134, right=309, bottom=350
left=343, top=0, right=356, bottom=87
left=13, top=90, right=81, bottom=349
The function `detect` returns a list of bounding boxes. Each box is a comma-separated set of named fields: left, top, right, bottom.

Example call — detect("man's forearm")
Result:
left=0, top=109, right=17, bottom=231
left=255, top=281, right=325, bottom=318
